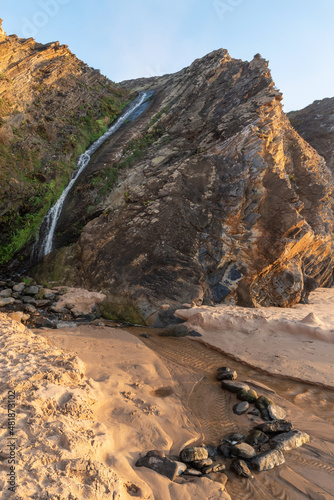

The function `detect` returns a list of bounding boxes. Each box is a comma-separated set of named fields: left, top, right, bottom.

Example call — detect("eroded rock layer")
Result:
left=34, top=49, right=334, bottom=324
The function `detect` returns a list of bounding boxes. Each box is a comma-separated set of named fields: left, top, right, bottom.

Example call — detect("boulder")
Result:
left=180, top=447, right=208, bottom=462
left=270, top=430, right=310, bottom=451
left=250, top=449, right=285, bottom=471
left=136, top=455, right=186, bottom=480
left=231, top=443, right=256, bottom=459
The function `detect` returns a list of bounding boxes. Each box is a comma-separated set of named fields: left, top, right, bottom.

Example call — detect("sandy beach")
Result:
left=1, top=288, right=334, bottom=498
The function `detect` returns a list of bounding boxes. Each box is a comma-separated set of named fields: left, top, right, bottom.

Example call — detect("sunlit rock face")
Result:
left=288, top=97, right=334, bottom=174
left=34, top=49, right=334, bottom=323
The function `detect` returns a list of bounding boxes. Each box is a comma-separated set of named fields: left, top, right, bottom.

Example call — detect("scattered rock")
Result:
left=202, top=463, right=226, bottom=474
left=223, top=433, right=245, bottom=444
left=183, top=468, right=202, bottom=476
left=35, top=299, right=51, bottom=307
left=237, top=389, right=258, bottom=403
left=12, top=283, right=25, bottom=293
left=218, top=443, right=231, bottom=458
left=256, top=420, right=293, bottom=434
left=231, top=443, right=256, bottom=459
left=0, top=297, right=15, bottom=307
left=267, top=404, right=286, bottom=421
left=255, top=395, right=274, bottom=411
left=270, top=430, right=310, bottom=451
left=191, top=458, right=213, bottom=470
left=245, top=429, right=269, bottom=448
left=0, top=289, right=12, bottom=298
left=217, top=367, right=231, bottom=373
left=202, top=444, right=219, bottom=457
left=22, top=296, right=36, bottom=304
left=24, top=304, right=37, bottom=314
left=217, top=370, right=237, bottom=381
left=231, top=459, right=253, bottom=478
left=140, top=333, right=150, bottom=338
left=250, top=449, right=285, bottom=471
left=162, top=324, right=190, bottom=337
left=146, top=450, right=165, bottom=458
left=25, top=285, right=39, bottom=296
left=180, top=447, right=208, bottom=462
left=221, top=381, right=250, bottom=394
left=136, top=455, right=187, bottom=481
left=233, top=401, right=249, bottom=415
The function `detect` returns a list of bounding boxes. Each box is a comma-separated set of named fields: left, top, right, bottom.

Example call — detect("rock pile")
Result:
left=0, top=277, right=103, bottom=328
left=136, top=366, right=310, bottom=483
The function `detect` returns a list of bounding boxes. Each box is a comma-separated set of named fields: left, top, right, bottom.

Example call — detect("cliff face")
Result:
left=0, top=19, right=130, bottom=265
left=34, top=49, right=334, bottom=324
left=288, top=98, right=334, bottom=173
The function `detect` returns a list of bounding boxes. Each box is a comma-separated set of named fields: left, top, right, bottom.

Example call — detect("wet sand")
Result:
left=39, top=321, right=334, bottom=500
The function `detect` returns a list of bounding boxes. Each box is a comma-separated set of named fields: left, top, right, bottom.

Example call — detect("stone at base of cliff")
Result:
left=250, top=449, right=285, bottom=471
left=270, top=430, right=310, bottom=451
left=136, top=455, right=186, bottom=480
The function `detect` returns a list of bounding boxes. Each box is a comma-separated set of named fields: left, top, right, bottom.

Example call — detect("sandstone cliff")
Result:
left=288, top=97, right=334, bottom=173
left=33, top=49, right=334, bottom=324
left=0, top=19, right=130, bottom=265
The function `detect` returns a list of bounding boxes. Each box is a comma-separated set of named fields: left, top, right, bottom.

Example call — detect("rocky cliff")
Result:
left=288, top=97, right=334, bottom=173
left=33, top=49, right=334, bottom=324
left=0, top=19, right=130, bottom=265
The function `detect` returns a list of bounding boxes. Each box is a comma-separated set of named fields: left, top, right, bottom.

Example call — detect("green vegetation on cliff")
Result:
left=0, top=33, right=132, bottom=264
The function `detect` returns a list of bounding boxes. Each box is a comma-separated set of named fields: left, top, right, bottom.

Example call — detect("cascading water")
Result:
left=33, top=90, right=153, bottom=261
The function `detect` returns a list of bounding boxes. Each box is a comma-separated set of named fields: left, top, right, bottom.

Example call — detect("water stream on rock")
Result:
left=33, top=90, right=154, bottom=261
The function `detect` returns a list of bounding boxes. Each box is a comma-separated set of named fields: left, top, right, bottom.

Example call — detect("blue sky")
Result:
left=1, top=0, right=333, bottom=111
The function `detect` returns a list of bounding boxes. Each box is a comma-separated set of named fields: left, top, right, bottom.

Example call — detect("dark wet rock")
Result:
left=270, top=430, right=310, bottom=451
left=245, top=429, right=269, bottom=448
left=202, top=444, right=219, bottom=458
left=140, top=333, right=150, bottom=338
left=202, top=463, right=226, bottom=474
left=260, top=408, right=271, bottom=421
left=50, top=305, right=70, bottom=314
left=217, top=367, right=232, bottom=373
left=256, top=420, right=293, bottom=434
left=187, top=329, right=202, bottom=337
left=31, top=316, right=57, bottom=329
left=231, top=443, right=256, bottom=459
left=71, top=310, right=85, bottom=318
left=0, top=297, right=15, bottom=307
left=22, top=296, right=36, bottom=304
left=180, top=447, right=208, bottom=462
left=12, top=292, right=21, bottom=299
left=183, top=468, right=202, bottom=476
left=231, top=459, right=253, bottom=478
left=0, top=281, right=7, bottom=287
left=217, top=370, right=237, bottom=381
left=12, top=283, right=25, bottom=293
left=83, top=313, right=96, bottom=322
left=267, top=404, right=286, bottom=420
left=247, top=408, right=261, bottom=417
left=191, top=458, right=213, bottom=470
left=237, top=389, right=258, bottom=403
left=136, top=455, right=186, bottom=480
left=223, top=433, right=245, bottom=444
left=162, top=324, right=191, bottom=337
left=218, top=443, right=231, bottom=458
left=35, top=299, right=51, bottom=308
left=250, top=449, right=285, bottom=471
left=25, top=285, right=39, bottom=296
left=221, top=381, right=250, bottom=394
left=0, top=289, right=12, bottom=298
left=255, top=395, right=274, bottom=411
left=233, top=401, right=249, bottom=415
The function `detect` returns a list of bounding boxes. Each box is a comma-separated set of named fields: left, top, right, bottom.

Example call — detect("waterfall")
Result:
left=34, top=90, right=153, bottom=261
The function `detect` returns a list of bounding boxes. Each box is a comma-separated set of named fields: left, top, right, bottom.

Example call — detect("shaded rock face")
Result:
left=288, top=97, right=334, bottom=174
left=0, top=20, right=130, bottom=265
left=34, top=49, right=334, bottom=324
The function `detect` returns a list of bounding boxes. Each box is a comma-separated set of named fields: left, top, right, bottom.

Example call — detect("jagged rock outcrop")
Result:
left=288, top=97, right=334, bottom=173
left=0, top=19, right=130, bottom=265
left=33, top=48, right=334, bottom=324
